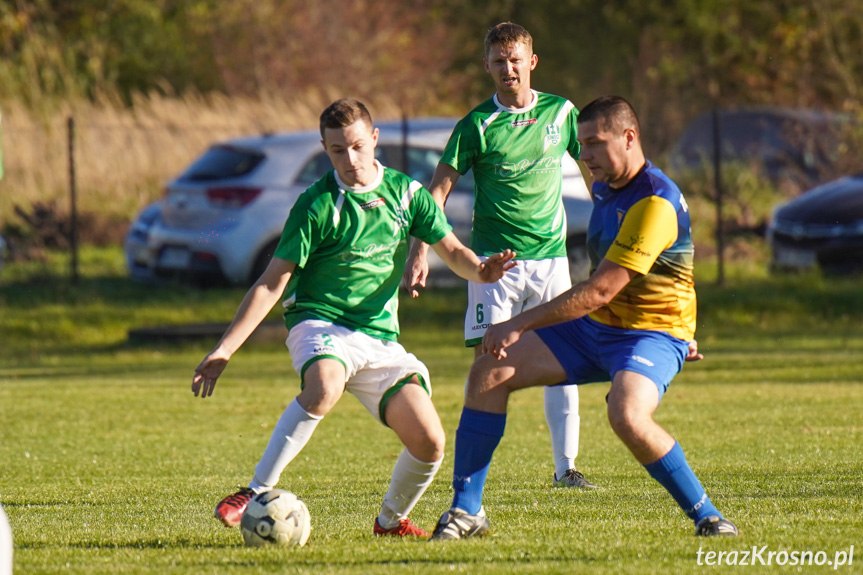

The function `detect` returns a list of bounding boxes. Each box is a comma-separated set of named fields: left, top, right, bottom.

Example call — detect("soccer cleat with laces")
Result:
left=695, top=515, right=739, bottom=537
left=429, top=507, right=491, bottom=541
left=214, top=487, right=256, bottom=527
left=553, top=469, right=598, bottom=489
left=373, top=517, right=430, bottom=537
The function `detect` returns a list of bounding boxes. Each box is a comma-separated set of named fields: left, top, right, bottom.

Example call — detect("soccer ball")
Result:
left=240, top=489, right=311, bottom=547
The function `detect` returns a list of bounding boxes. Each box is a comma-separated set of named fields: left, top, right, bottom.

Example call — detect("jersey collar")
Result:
left=334, top=159, right=385, bottom=193
left=493, top=90, right=538, bottom=114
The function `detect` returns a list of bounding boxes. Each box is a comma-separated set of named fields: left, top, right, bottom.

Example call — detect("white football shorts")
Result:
left=286, top=319, right=431, bottom=426
left=465, top=256, right=571, bottom=346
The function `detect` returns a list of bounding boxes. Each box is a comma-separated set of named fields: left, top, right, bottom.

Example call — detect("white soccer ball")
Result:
left=240, top=489, right=311, bottom=548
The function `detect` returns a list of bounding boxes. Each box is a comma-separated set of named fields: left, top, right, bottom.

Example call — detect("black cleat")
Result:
left=553, top=469, right=598, bottom=489
left=695, top=515, right=739, bottom=537
left=429, top=507, right=491, bottom=541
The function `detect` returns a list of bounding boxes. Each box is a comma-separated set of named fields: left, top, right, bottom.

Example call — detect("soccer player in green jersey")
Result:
left=405, top=22, right=595, bottom=489
left=192, top=98, right=516, bottom=537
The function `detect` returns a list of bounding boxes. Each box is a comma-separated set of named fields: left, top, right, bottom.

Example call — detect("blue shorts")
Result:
left=535, top=316, right=690, bottom=401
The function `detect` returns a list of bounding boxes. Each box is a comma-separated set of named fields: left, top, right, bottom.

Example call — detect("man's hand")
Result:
left=481, top=316, right=523, bottom=359
left=685, top=339, right=703, bottom=362
left=191, top=349, right=231, bottom=398
left=477, top=249, right=517, bottom=283
left=404, top=248, right=430, bottom=299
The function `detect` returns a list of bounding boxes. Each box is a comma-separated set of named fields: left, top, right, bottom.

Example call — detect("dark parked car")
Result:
left=669, top=107, right=850, bottom=190
left=767, top=172, right=863, bottom=274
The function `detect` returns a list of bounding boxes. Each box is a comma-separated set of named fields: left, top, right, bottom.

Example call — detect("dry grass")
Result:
left=0, top=91, right=406, bottom=227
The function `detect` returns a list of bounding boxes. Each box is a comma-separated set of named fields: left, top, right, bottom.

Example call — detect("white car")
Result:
left=126, top=118, right=592, bottom=285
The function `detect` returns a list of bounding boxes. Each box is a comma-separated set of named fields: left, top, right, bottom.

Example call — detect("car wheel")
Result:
left=250, top=239, right=280, bottom=284
left=567, top=234, right=589, bottom=282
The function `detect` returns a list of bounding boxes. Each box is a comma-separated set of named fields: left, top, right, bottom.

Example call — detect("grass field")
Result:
left=2, top=249, right=862, bottom=573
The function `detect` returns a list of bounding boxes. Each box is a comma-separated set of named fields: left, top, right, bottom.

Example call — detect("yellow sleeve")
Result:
left=605, top=196, right=678, bottom=275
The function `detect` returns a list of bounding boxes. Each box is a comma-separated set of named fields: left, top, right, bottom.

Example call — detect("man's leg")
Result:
left=376, top=379, right=445, bottom=537
left=545, top=384, right=596, bottom=487
left=432, top=332, right=567, bottom=540
left=254, top=359, right=346, bottom=487
left=606, top=370, right=736, bottom=536
left=535, top=258, right=594, bottom=488
left=214, top=359, right=344, bottom=527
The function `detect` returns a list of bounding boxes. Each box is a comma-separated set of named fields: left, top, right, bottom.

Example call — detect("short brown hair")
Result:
left=578, top=95, right=640, bottom=137
left=319, top=98, right=373, bottom=138
left=484, top=22, right=533, bottom=57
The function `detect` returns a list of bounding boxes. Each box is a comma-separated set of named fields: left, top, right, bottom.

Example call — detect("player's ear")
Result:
left=530, top=53, right=538, bottom=70
left=624, top=127, right=637, bottom=149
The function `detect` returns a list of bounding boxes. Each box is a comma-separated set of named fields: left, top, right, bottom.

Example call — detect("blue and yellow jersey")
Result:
left=586, top=161, right=696, bottom=341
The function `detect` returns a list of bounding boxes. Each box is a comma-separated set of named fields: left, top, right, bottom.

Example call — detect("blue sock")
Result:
left=644, top=442, right=721, bottom=524
left=450, top=407, right=507, bottom=515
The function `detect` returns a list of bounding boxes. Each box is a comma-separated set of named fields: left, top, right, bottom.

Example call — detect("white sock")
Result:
left=249, top=398, right=322, bottom=491
left=544, top=384, right=581, bottom=478
left=377, top=448, right=442, bottom=529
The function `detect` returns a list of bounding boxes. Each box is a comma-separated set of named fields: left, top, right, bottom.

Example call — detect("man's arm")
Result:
left=482, top=258, right=636, bottom=358
left=191, top=257, right=296, bottom=397
left=430, top=231, right=515, bottom=284
left=404, top=163, right=461, bottom=297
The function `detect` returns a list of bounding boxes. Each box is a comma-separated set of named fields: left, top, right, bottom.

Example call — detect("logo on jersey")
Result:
left=545, top=124, right=561, bottom=146
left=359, top=198, right=385, bottom=210
left=340, top=240, right=400, bottom=263
left=393, top=206, right=410, bottom=235
left=613, top=233, right=651, bottom=258
left=495, top=155, right=561, bottom=178
left=511, top=118, right=537, bottom=128
left=627, top=234, right=645, bottom=248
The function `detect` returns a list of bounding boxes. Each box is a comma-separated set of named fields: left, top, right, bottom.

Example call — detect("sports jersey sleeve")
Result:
left=604, top=195, right=678, bottom=275
left=274, top=190, right=328, bottom=267
left=409, top=182, right=452, bottom=245
left=565, top=103, right=581, bottom=159
left=440, top=117, right=480, bottom=175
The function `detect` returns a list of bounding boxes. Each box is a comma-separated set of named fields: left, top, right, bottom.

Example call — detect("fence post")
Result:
left=401, top=109, right=409, bottom=176
left=712, top=108, right=725, bottom=286
left=68, top=116, right=79, bottom=284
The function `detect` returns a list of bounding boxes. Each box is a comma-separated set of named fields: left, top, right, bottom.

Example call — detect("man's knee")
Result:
left=388, top=382, right=446, bottom=462
left=606, top=400, right=650, bottom=440
left=418, top=425, right=446, bottom=461
left=297, top=377, right=344, bottom=415
left=469, top=353, right=511, bottom=387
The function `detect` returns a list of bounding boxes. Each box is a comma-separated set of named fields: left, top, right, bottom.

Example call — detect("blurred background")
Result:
left=2, top=0, right=862, bottom=279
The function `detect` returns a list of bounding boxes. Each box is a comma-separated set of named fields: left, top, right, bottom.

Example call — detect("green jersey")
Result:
left=275, top=161, right=452, bottom=341
left=441, top=90, right=580, bottom=260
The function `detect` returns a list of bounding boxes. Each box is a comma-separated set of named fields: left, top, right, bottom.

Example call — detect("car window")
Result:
left=378, top=145, right=474, bottom=192
left=180, top=145, right=265, bottom=181
left=296, top=152, right=334, bottom=184
left=674, top=111, right=840, bottom=165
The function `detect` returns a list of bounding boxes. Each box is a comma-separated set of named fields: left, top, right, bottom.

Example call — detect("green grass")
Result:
left=2, top=248, right=863, bottom=573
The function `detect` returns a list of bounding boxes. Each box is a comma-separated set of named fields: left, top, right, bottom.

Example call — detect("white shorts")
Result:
left=465, top=257, right=571, bottom=346
left=286, top=320, right=431, bottom=426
